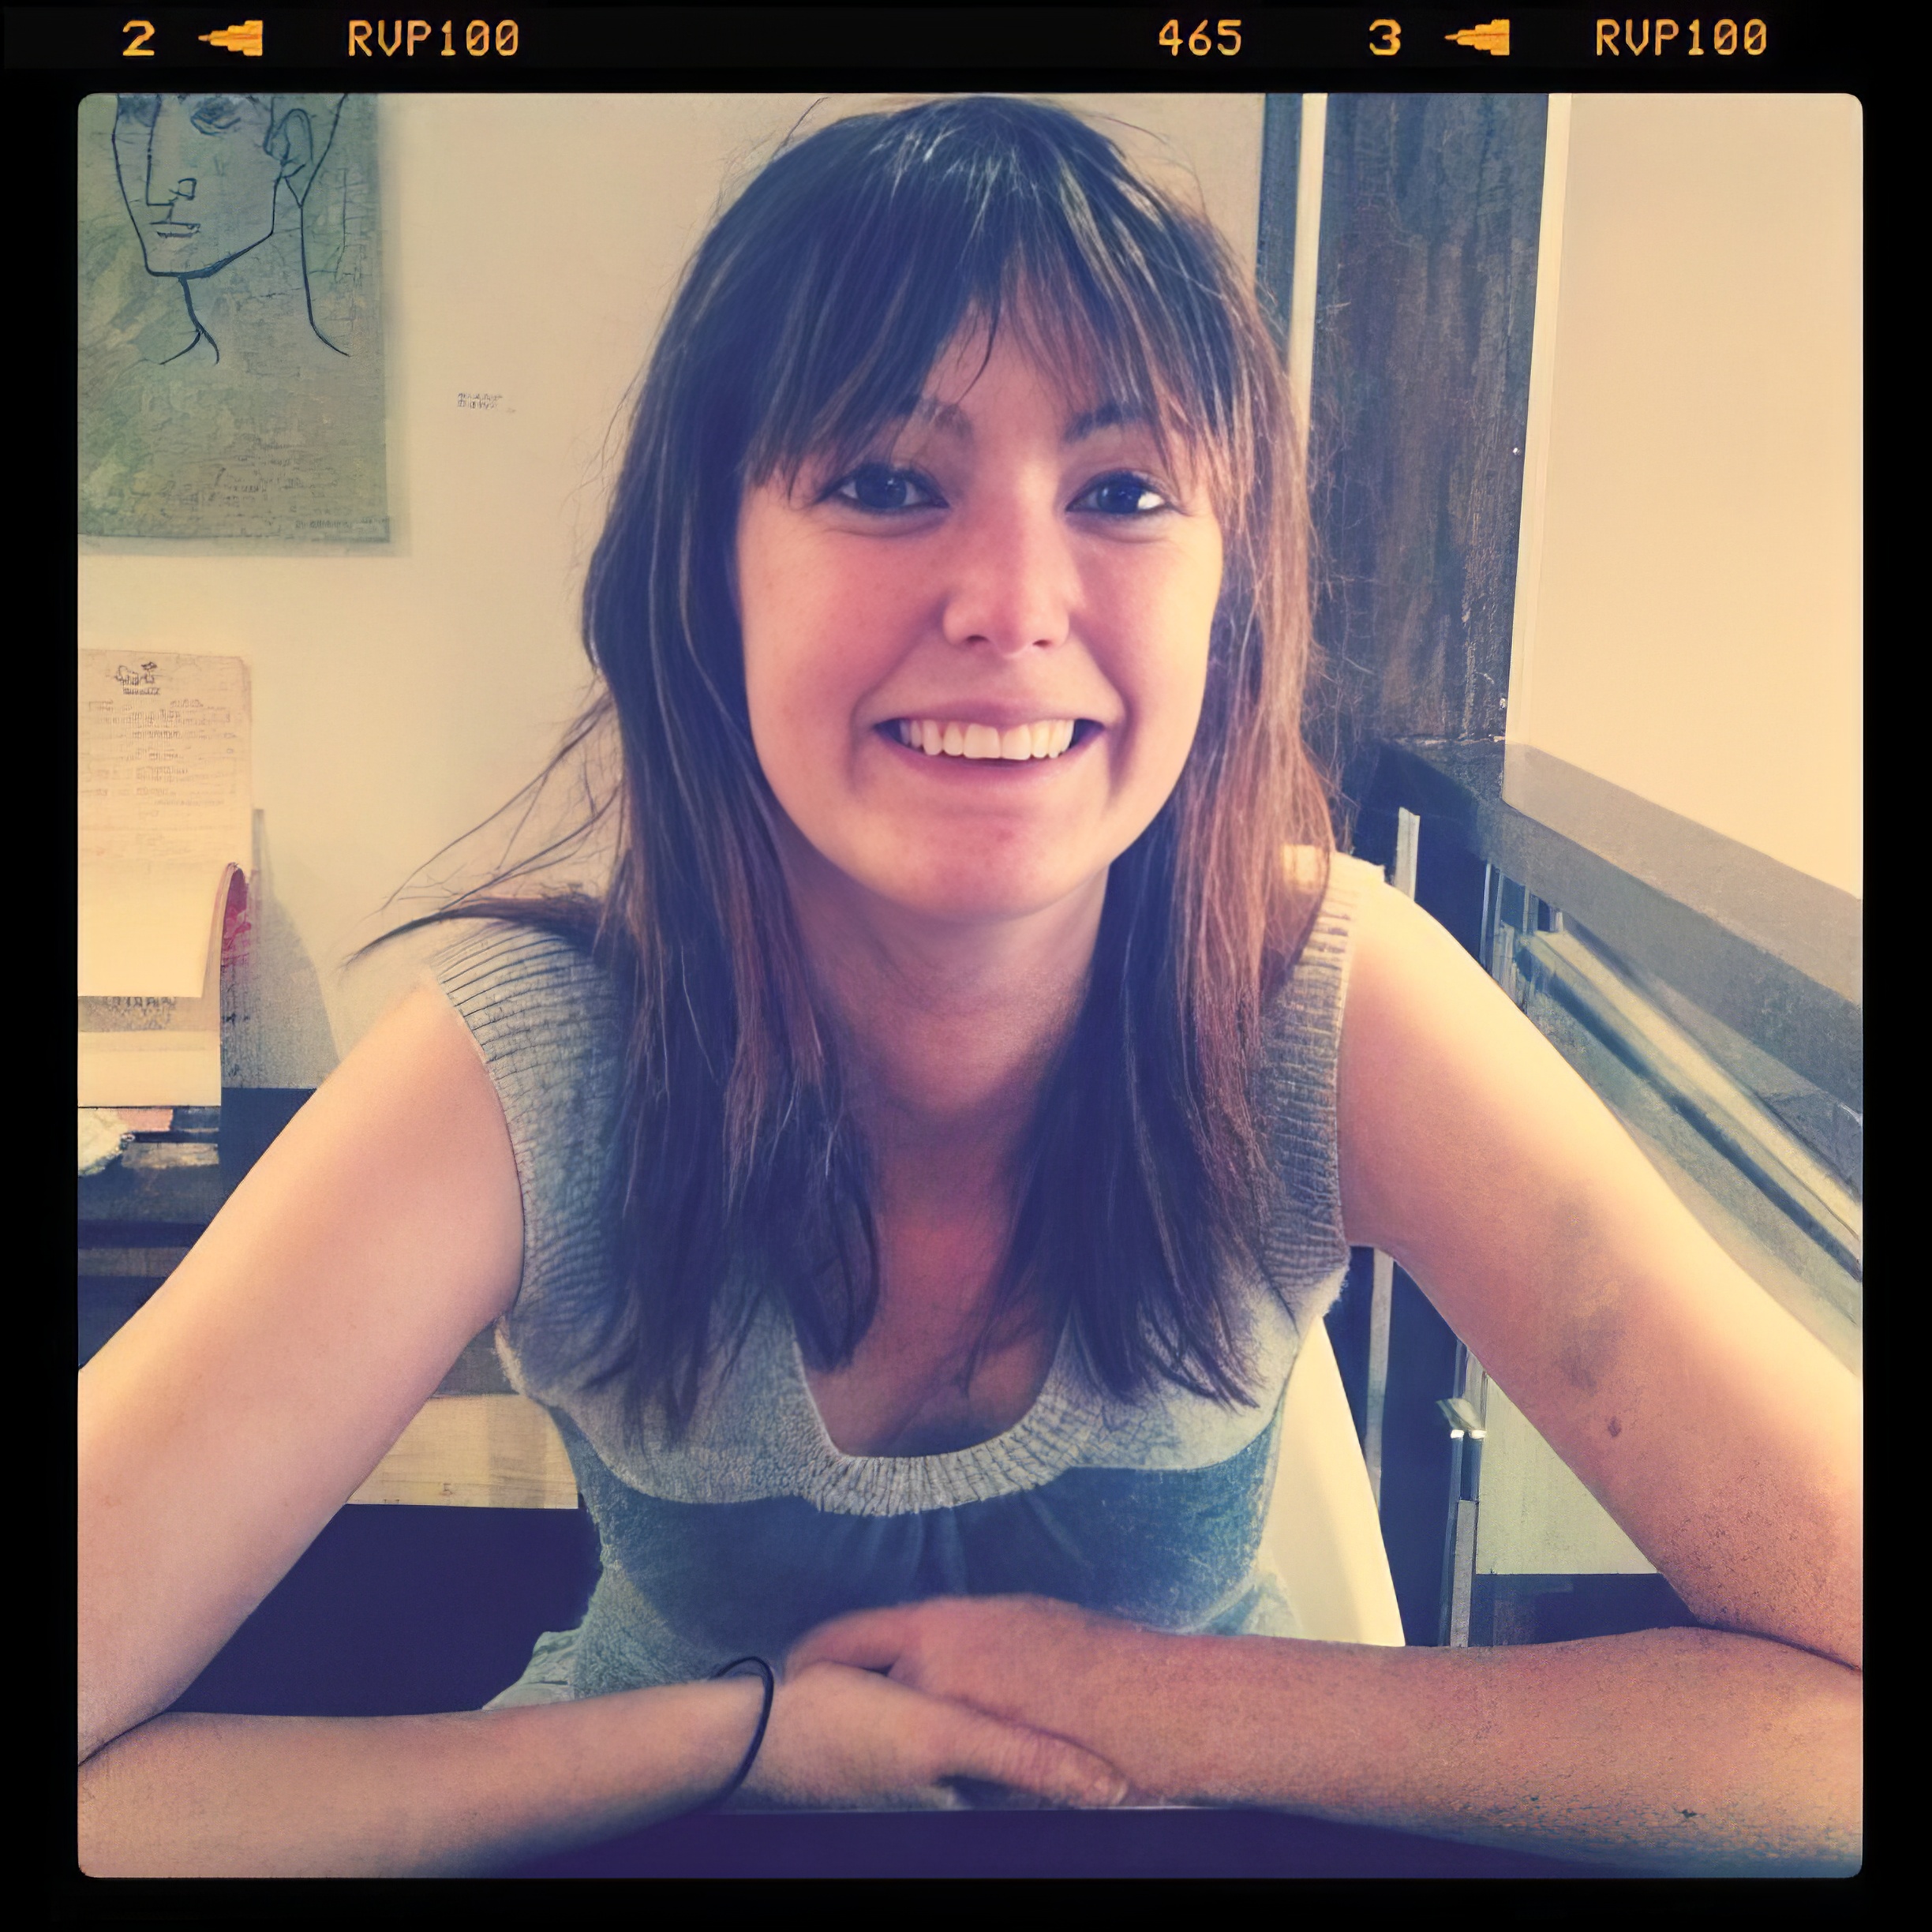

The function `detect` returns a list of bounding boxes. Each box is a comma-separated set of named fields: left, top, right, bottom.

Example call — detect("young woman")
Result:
left=77, top=96, right=1860, bottom=1877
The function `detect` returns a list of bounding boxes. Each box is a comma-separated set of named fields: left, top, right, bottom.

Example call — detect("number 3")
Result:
left=1369, top=17, right=1401, bottom=54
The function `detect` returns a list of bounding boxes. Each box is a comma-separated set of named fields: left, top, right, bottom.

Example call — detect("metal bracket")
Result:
left=1362, top=811, right=1421, bottom=1510
left=1436, top=1395, right=1486, bottom=1646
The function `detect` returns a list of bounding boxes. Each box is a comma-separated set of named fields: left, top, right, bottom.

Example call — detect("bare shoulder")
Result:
left=1335, top=882, right=1859, bottom=1669
left=1333, top=874, right=1549, bottom=1252
left=78, top=981, right=523, bottom=1762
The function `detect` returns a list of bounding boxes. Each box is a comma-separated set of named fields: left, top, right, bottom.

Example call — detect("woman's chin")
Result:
left=859, top=863, right=1104, bottom=931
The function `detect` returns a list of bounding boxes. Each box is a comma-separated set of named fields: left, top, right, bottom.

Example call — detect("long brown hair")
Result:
left=410, top=97, right=1331, bottom=1432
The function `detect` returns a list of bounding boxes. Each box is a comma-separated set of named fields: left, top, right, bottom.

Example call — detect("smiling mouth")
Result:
left=884, top=718, right=1102, bottom=762
left=149, top=222, right=200, bottom=238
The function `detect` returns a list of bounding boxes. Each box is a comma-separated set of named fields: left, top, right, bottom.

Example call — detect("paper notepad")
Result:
left=78, top=651, right=252, bottom=1105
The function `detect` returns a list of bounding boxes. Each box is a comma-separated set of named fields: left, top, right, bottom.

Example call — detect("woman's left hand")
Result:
left=787, top=1595, right=1169, bottom=1799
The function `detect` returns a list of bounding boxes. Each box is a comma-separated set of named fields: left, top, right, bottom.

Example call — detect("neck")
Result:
left=178, top=193, right=337, bottom=373
left=780, top=829, right=1104, bottom=1221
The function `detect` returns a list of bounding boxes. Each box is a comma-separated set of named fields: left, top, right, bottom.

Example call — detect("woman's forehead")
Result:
left=938, top=302, right=1162, bottom=402
left=897, top=316, right=1204, bottom=454
left=899, top=335, right=1148, bottom=435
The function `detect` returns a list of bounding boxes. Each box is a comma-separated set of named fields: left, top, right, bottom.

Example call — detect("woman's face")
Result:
left=736, top=324, right=1224, bottom=932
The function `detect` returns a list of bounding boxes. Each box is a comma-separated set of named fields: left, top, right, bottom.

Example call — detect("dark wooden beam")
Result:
left=1289, top=95, right=1549, bottom=834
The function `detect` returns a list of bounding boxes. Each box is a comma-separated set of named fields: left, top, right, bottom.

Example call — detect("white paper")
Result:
left=77, top=863, right=233, bottom=1106
left=76, top=1033, right=221, bottom=1108
left=78, top=651, right=251, bottom=997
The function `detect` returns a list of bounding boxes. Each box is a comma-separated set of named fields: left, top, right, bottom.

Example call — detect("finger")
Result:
left=938, top=1705, right=1130, bottom=1810
left=787, top=1604, right=924, bottom=1676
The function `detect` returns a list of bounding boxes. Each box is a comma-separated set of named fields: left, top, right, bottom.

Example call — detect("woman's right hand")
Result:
left=733, top=1660, right=1132, bottom=1811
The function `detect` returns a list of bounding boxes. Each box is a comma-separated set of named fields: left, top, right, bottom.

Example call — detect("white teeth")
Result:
left=892, top=717, right=1083, bottom=760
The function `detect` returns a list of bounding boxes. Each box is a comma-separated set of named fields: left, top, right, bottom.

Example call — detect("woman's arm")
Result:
left=79, top=983, right=526, bottom=1769
left=1334, top=883, right=1859, bottom=1673
left=78, top=1679, right=765, bottom=1878
left=80, top=982, right=1124, bottom=1874
left=78, top=1659, right=1128, bottom=1877
left=792, top=1597, right=1857, bottom=1872
left=796, top=884, right=1861, bottom=1871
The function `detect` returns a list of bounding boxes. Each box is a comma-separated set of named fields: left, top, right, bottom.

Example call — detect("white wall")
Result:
left=79, top=93, right=1264, bottom=1073
left=1506, top=95, right=1862, bottom=898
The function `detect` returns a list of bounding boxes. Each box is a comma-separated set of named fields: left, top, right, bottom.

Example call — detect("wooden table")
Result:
left=506, top=1804, right=1629, bottom=1879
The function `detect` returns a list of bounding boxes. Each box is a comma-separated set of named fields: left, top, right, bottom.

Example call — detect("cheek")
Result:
left=745, top=545, right=904, bottom=721
left=738, top=614, right=813, bottom=798
left=736, top=516, right=809, bottom=736
left=1114, top=561, right=1219, bottom=753
left=738, top=541, right=890, bottom=817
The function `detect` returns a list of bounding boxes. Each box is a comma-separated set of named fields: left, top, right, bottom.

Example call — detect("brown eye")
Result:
left=1074, top=473, right=1168, bottom=517
left=832, top=466, right=943, bottom=513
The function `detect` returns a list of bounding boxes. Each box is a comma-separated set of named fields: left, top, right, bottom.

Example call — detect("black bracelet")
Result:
left=706, top=1655, right=776, bottom=1810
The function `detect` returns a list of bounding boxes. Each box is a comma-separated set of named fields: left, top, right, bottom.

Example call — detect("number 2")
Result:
left=122, top=18, right=155, bottom=56
left=1369, top=17, right=1401, bottom=55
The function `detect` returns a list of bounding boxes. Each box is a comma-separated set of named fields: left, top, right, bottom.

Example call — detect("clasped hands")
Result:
left=732, top=1594, right=1163, bottom=1813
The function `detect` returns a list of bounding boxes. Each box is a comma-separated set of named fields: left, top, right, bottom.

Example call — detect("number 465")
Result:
left=1160, top=18, right=1243, bottom=55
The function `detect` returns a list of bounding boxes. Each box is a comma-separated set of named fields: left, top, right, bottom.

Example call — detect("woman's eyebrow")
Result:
left=1062, top=401, right=1154, bottom=446
left=890, top=399, right=1152, bottom=446
left=901, top=399, right=973, bottom=443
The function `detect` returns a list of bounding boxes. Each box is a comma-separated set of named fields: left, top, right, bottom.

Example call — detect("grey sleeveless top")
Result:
left=432, top=852, right=1382, bottom=1701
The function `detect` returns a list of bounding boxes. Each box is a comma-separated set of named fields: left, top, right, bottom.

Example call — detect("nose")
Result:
left=145, top=99, right=197, bottom=207
left=938, top=492, right=1076, bottom=659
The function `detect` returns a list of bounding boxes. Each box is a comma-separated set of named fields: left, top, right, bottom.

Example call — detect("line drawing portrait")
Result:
left=114, top=91, right=349, bottom=370
left=79, top=92, right=388, bottom=542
